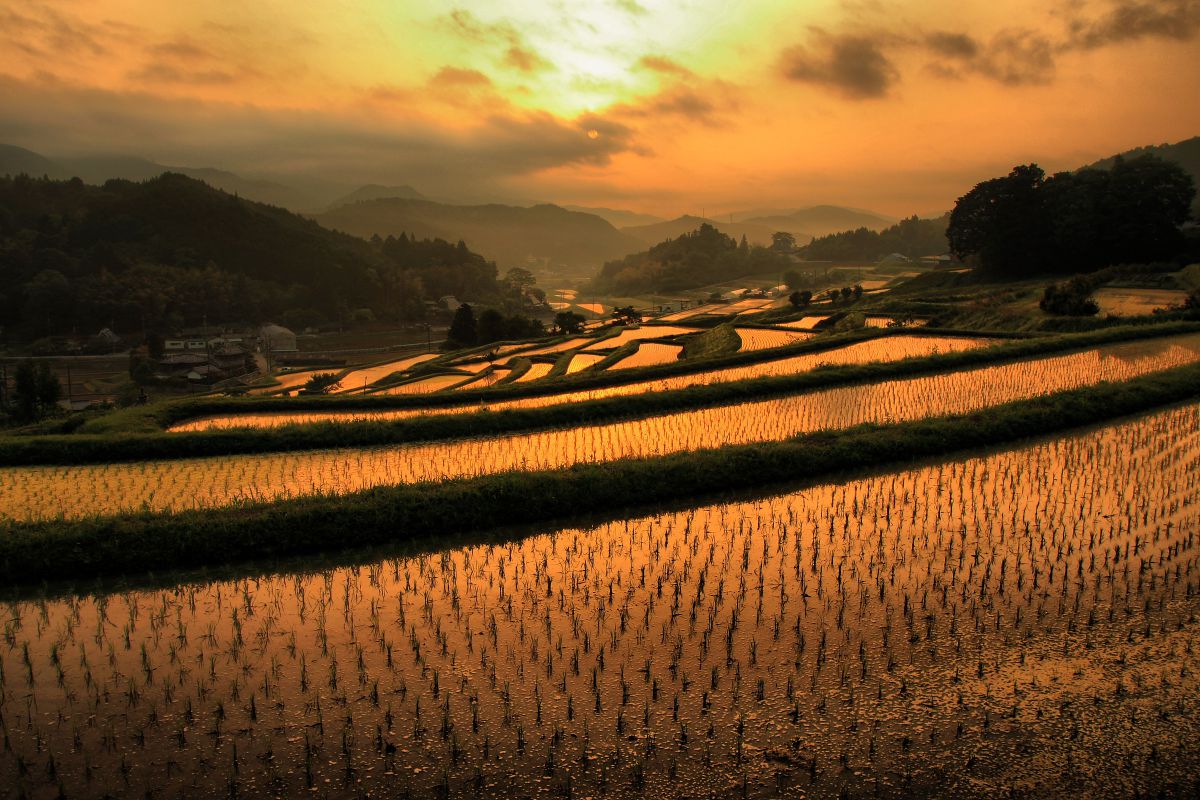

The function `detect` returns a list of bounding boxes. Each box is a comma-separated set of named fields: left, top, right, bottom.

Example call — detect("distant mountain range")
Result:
left=561, top=205, right=665, bottom=228
left=0, top=144, right=331, bottom=210
left=620, top=215, right=785, bottom=248
left=313, top=198, right=643, bottom=270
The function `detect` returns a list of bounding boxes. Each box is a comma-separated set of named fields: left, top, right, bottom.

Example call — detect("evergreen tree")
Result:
left=446, top=303, right=477, bottom=348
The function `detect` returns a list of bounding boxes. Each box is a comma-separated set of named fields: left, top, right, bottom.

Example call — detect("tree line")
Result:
left=947, top=156, right=1195, bottom=278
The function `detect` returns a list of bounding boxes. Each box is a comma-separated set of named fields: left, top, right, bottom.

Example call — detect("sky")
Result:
left=0, top=0, right=1198, bottom=217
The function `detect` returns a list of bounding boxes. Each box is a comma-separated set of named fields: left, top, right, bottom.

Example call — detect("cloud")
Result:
left=635, top=55, right=694, bottom=78
left=780, top=0, right=1200, bottom=99
left=924, top=32, right=979, bottom=60
left=443, top=9, right=551, bottom=74
left=1067, top=0, right=1200, bottom=48
left=0, top=74, right=637, bottom=197
left=780, top=34, right=899, bottom=99
left=503, top=45, right=550, bottom=73
left=924, top=28, right=1056, bottom=85
left=428, top=66, right=492, bottom=87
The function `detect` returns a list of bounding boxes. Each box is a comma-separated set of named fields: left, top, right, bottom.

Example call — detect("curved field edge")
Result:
left=87, top=327, right=1017, bottom=432
left=1, top=362, right=1198, bottom=585
left=2, top=321, right=1197, bottom=466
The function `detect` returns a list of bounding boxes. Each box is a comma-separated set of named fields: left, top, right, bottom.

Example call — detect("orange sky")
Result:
left=1, top=0, right=1197, bottom=216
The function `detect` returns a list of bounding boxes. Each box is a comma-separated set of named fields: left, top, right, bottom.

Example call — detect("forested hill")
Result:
left=588, top=223, right=792, bottom=294
left=313, top=198, right=640, bottom=270
left=1086, top=136, right=1200, bottom=215
left=0, top=173, right=498, bottom=336
left=800, top=215, right=951, bottom=262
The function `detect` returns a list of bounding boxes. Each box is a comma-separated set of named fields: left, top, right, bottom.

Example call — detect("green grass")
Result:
left=0, top=321, right=1196, bottom=466
left=680, top=323, right=741, bottom=359
left=2, top=362, right=1197, bottom=585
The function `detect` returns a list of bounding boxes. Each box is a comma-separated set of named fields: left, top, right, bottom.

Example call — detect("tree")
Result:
left=789, top=290, right=813, bottom=308
left=301, top=372, right=342, bottom=394
left=949, top=157, right=1194, bottom=279
left=476, top=308, right=506, bottom=344
left=1039, top=275, right=1100, bottom=316
left=852, top=284, right=863, bottom=300
left=553, top=311, right=586, bottom=335
left=771, top=232, right=796, bottom=253
left=446, top=303, right=477, bottom=348
left=612, top=305, right=642, bottom=325
left=11, top=360, right=61, bottom=421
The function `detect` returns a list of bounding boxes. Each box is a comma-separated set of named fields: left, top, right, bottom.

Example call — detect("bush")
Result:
left=1040, top=275, right=1099, bottom=316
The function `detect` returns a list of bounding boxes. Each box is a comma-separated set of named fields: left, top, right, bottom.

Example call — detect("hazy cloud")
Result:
left=443, top=9, right=552, bottom=74
left=635, top=55, right=694, bottom=78
left=0, top=2, right=109, bottom=60
left=503, top=45, right=550, bottom=72
left=428, top=66, right=493, bottom=87
left=924, top=31, right=979, bottom=59
left=0, top=74, right=636, bottom=197
left=780, top=34, right=899, bottom=99
left=781, top=0, right=1199, bottom=98
left=1067, top=0, right=1200, bottom=48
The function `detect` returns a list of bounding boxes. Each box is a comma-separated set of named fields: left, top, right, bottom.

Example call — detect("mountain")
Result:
left=312, top=198, right=641, bottom=270
left=561, top=205, right=665, bottom=228
left=589, top=222, right=793, bottom=295
left=0, top=144, right=60, bottom=177
left=327, top=183, right=427, bottom=210
left=0, top=144, right=330, bottom=210
left=0, top=173, right=500, bottom=336
left=620, top=215, right=792, bottom=248
left=1085, top=135, right=1200, bottom=215
left=741, top=205, right=897, bottom=238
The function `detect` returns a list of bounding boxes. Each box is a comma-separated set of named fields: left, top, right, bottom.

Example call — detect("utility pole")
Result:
left=66, top=363, right=72, bottom=403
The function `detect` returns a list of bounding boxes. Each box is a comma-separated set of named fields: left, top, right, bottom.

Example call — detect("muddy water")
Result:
left=5, top=335, right=1200, bottom=522
left=172, top=335, right=998, bottom=432
left=3, top=405, right=1198, bottom=797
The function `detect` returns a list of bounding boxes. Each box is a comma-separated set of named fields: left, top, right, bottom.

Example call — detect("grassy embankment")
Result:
left=1, top=361, right=1198, bottom=585
left=0, top=322, right=1195, bottom=466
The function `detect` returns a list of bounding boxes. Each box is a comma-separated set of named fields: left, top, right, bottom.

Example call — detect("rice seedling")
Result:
left=4, top=336, right=1198, bottom=521
left=168, top=334, right=998, bottom=432
left=2, top=404, right=1198, bottom=796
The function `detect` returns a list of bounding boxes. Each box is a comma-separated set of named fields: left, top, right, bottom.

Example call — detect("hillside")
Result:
left=588, top=222, right=793, bottom=294
left=326, top=183, right=427, bottom=210
left=801, top=214, right=951, bottom=262
left=742, top=205, right=896, bottom=237
left=561, top=205, right=665, bottom=228
left=1086, top=135, right=1200, bottom=215
left=0, top=173, right=498, bottom=337
left=620, top=215, right=791, bottom=248
left=313, top=198, right=641, bottom=270
left=0, top=145, right=329, bottom=210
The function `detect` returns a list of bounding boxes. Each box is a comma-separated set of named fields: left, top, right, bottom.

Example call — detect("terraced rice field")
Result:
left=509, top=338, right=598, bottom=357
left=334, top=353, right=439, bottom=393
left=168, top=336, right=998, bottom=431
left=734, top=328, right=815, bottom=351
left=4, top=405, right=1197, bottom=797
left=515, top=362, right=554, bottom=382
left=565, top=353, right=607, bottom=374
left=11, top=335, right=1200, bottom=521
left=373, top=374, right=470, bottom=396
left=596, top=326, right=698, bottom=348
left=610, top=342, right=684, bottom=369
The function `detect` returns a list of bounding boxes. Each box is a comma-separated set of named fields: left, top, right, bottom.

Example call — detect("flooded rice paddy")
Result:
left=2, top=404, right=1198, bottom=797
left=734, top=328, right=814, bottom=352
left=7, top=335, right=1200, bottom=521
left=172, top=335, right=997, bottom=432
